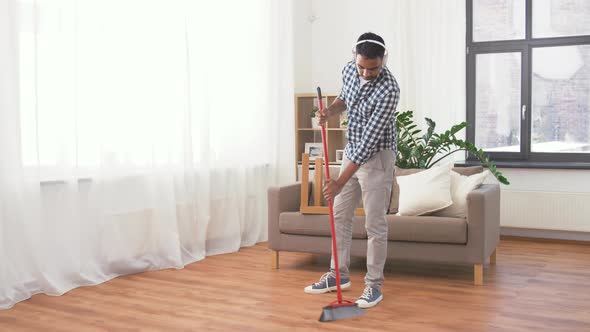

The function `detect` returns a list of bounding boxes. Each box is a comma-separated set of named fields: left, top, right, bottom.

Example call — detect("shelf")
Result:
left=297, top=127, right=348, bottom=130
left=295, top=93, right=347, bottom=179
left=298, top=161, right=342, bottom=165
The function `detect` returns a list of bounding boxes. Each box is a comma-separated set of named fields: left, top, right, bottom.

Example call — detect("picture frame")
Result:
left=305, top=142, right=324, bottom=161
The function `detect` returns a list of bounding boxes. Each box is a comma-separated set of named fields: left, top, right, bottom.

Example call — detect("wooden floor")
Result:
left=1, top=239, right=590, bottom=332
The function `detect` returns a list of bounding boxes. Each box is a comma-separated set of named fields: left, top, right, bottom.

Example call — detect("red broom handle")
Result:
left=316, top=87, right=343, bottom=303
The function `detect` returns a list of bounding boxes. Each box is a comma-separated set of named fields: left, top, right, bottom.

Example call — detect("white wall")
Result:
left=294, top=0, right=399, bottom=94
left=292, top=0, right=590, bottom=233
left=489, top=168, right=590, bottom=193
left=308, top=0, right=400, bottom=95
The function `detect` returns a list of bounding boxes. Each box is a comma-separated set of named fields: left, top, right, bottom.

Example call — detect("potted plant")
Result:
left=395, top=110, right=509, bottom=185
left=340, top=113, right=348, bottom=128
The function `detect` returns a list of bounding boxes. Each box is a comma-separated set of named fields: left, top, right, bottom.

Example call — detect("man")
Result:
left=304, top=32, right=400, bottom=309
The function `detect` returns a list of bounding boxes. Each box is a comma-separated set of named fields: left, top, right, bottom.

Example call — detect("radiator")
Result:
left=500, top=190, right=590, bottom=232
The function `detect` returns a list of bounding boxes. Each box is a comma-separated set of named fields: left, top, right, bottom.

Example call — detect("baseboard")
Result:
left=501, top=226, right=590, bottom=244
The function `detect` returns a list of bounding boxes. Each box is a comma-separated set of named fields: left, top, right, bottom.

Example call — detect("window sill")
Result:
left=454, top=161, right=590, bottom=170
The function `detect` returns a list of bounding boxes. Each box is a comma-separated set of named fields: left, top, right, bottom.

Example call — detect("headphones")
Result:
left=352, top=39, right=388, bottom=67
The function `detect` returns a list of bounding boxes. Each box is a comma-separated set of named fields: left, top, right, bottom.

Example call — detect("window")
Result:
left=467, top=0, right=590, bottom=167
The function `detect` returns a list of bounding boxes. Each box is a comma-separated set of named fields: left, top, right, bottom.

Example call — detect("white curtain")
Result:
left=0, top=0, right=294, bottom=309
left=390, top=0, right=467, bottom=148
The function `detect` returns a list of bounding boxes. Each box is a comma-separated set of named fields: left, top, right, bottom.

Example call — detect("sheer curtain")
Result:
left=0, top=0, right=294, bottom=309
left=390, top=0, right=466, bottom=152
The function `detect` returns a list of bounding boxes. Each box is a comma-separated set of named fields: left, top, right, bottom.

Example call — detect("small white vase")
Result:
left=311, top=117, right=319, bottom=129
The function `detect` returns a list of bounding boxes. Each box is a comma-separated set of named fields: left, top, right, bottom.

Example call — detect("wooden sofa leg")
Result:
left=271, top=250, right=279, bottom=269
left=490, top=248, right=497, bottom=265
left=474, top=264, right=483, bottom=285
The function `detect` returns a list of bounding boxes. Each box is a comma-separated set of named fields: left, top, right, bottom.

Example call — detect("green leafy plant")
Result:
left=395, top=110, right=509, bottom=185
left=310, top=107, right=319, bottom=118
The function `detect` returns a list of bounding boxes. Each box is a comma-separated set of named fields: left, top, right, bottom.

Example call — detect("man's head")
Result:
left=354, top=32, right=386, bottom=81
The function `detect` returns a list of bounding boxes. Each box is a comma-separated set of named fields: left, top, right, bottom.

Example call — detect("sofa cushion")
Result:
left=432, top=169, right=490, bottom=218
left=279, top=213, right=467, bottom=244
left=387, top=215, right=467, bottom=244
left=279, top=213, right=368, bottom=239
left=452, top=165, right=485, bottom=176
left=389, top=165, right=484, bottom=214
left=395, top=163, right=453, bottom=216
left=388, top=168, right=422, bottom=214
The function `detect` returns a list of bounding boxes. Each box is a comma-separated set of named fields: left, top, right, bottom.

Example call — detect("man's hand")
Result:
left=316, top=97, right=347, bottom=127
left=317, top=107, right=330, bottom=127
left=323, top=178, right=344, bottom=202
left=323, top=161, right=359, bottom=202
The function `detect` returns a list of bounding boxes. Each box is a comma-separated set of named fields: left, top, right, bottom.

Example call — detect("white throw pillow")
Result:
left=433, top=170, right=491, bottom=218
left=396, top=163, right=453, bottom=216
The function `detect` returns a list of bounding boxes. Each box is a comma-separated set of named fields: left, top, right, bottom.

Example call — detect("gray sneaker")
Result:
left=304, top=272, right=351, bottom=294
left=355, top=286, right=383, bottom=308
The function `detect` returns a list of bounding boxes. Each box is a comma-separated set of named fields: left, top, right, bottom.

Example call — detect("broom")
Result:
left=316, top=87, right=366, bottom=322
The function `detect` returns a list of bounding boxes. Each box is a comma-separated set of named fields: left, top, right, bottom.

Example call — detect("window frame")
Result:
left=466, top=0, right=590, bottom=168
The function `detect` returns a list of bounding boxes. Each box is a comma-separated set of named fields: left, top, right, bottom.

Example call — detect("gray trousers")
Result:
left=330, top=150, right=395, bottom=290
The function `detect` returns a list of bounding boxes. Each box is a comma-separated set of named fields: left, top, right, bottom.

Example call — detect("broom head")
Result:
left=319, top=300, right=365, bottom=322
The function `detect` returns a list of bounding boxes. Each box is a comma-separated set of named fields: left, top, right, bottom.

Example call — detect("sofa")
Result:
left=267, top=166, right=500, bottom=285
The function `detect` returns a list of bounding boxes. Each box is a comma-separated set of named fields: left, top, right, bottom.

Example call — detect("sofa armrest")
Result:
left=267, top=182, right=302, bottom=249
left=466, top=184, right=501, bottom=261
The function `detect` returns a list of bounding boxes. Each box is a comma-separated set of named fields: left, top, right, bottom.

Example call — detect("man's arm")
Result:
left=317, top=98, right=346, bottom=126
left=323, top=158, right=360, bottom=202
left=318, top=97, right=352, bottom=201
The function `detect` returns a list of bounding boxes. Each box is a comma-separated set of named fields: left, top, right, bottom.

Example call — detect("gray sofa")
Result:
left=267, top=166, right=500, bottom=285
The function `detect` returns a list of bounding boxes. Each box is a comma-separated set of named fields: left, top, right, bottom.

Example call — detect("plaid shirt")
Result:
left=337, top=61, right=400, bottom=166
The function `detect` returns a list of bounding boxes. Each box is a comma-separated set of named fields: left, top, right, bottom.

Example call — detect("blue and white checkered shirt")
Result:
left=337, top=61, right=400, bottom=166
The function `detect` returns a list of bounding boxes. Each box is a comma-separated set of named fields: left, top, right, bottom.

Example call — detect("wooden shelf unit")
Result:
left=294, top=93, right=348, bottom=180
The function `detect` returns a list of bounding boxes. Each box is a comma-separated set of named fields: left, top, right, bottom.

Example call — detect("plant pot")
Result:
left=311, top=117, right=319, bottom=129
